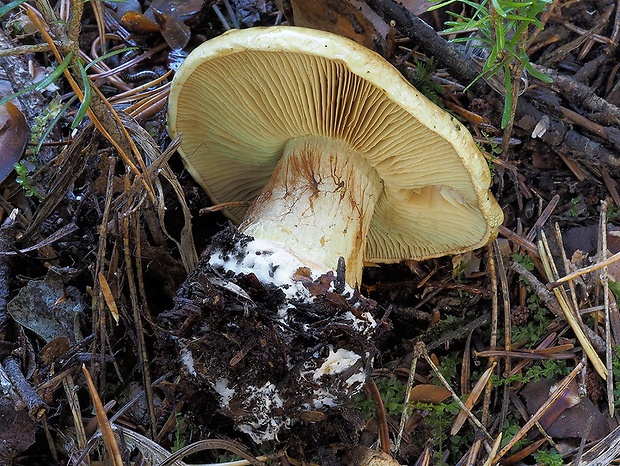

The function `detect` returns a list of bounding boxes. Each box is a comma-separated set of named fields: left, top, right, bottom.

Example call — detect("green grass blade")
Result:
left=491, top=0, right=507, bottom=17
left=428, top=0, right=458, bottom=11
left=72, top=61, right=92, bottom=129
left=525, top=62, right=553, bottom=83
left=495, top=22, right=506, bottom=49
left=0, top=0, right=28, bottom=18
left=501, top=68, right=513, bottom=129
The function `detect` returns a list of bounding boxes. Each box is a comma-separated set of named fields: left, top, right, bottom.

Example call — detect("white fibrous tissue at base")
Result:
left=208, top=239, right=324, bottom=300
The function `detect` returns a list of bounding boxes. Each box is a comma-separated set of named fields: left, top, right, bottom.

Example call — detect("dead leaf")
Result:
left=563, top=225, right=600, bottom=257
left=7, top=269, right=85, bottom=343
left=41, top=336, right=70, bottom=364
left=148, top=0, right=205, bottom=22
left=452, top=250, right=481, bottom=278
left=152, top=8, right=191, bottom=50
left=0, top=101, right=29, bottom=184
left=451, top=362, right=496, bottom=435
left=106, top=0, right=141, bottom=22
left=347, top=446, right=400, bottom=466
left=98, top=272, right=120, bottom=325
left=275, top=0, right=388, bottom=54
left=407, top=384, right=451, bottom=404
left=299, top=410, right=326, bottom=422
left=120, top=11, right=160, bottom=34
left=0, top=397, right=37, bottom=464
left=563, top=224, right=620, bottom=281
left=119, top=0, right=203, bottom=48
left=116, top=0, right=203, bottom=31
left=521, top=378, right=610, bottom=441
left=400, top=0, right=438, bottom=16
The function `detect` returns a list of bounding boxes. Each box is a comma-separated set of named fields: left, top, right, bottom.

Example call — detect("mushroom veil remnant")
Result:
left=167, top=26, right=503, bottom=287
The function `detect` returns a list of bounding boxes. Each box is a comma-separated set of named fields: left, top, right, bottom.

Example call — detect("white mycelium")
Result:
left=237, top=382, right=289, bottom=442
left=206, top=240, right=376, bottom=441
left=214, top=378, right=236, bottom=408
left=208, top=238, right=323, bottom=301
left=313, top=346, right=362, bottom=380
left=179, top=347, right=197, bottom=377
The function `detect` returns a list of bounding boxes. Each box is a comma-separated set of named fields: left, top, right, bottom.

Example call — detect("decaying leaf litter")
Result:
left=1, top=0, right=620, bottom=464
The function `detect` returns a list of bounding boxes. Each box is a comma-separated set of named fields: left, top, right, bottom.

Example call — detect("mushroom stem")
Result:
left=240, top=136, right=383, bottom=285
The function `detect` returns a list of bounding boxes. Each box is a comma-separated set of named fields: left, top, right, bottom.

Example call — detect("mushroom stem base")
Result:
left=240, top=136, right=383, bottom=285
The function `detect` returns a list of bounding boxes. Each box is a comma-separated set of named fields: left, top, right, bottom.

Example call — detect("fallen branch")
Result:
left=366, top=0, right=487, bottom=94
left=534, top=65, right=620, bottom=127
left=2, top=355, right=47, bottom=420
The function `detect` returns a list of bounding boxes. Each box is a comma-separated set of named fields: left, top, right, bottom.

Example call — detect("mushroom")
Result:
left=167, top=26, right=503, bottom=287
left=166, top=27, right=504, bottom=441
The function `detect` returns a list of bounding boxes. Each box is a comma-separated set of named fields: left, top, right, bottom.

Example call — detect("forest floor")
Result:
left=2, top=0, right=620, bottom=465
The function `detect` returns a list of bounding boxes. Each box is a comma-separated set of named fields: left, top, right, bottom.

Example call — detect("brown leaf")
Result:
left=276, top=0, right=388, bottom=54
left=120, top=11, right=160, bottom=34
left=521, top=378, right=610, bottom=441
left=407, top=384, right=451, bottom=404
left=41, top=336, right=70, bottom=364
left=347, top=446, right=400, bottom=466
left=114, top=0, right=203, bottom=41
left=0, top=397, right=37, bottom=463
left=400, top=0, right=438, bottom=16
left=451, top=362, right=496, bottom=435
left=149, top=0, right=204, bottom=22
left=152, top=8, right=191, bottom=50
left=0, top=101, right=28, bottom=183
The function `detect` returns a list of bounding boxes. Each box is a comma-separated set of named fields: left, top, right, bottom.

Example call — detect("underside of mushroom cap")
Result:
left=167, top=26, right=503, bottom=263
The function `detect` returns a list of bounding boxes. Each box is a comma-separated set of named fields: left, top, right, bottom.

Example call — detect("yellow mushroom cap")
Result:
left=167, top=26, right=503, bottom=264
